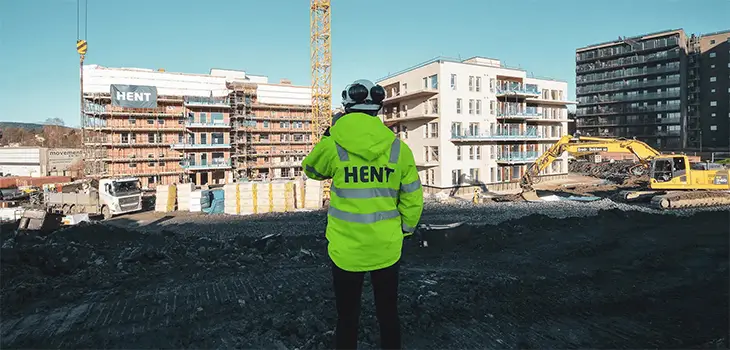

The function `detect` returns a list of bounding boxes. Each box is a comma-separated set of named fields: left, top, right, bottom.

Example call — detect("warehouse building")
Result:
left=0, top=147, right=83, bottom=177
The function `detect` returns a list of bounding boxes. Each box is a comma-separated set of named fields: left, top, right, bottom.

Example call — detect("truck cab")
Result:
left=98, top=177, right=143, bottom=217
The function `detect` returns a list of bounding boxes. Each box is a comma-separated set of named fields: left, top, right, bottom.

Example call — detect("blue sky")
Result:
left=0, top=0, right=727, bottom=127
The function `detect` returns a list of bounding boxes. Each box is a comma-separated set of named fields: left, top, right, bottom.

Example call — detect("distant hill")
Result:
left=0, top=122, right=78, bottom=131
left=0, top=121, right=81, bottom=148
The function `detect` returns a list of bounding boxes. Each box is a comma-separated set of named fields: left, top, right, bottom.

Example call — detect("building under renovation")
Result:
left=82, top=65, right=311, bottom=189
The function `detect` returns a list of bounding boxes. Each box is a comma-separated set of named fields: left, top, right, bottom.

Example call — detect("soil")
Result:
left=1, top=208, right=728, bottom=349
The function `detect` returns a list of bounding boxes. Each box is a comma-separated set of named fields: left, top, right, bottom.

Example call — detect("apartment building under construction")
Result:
left=82, top=65, right=312, bottom=189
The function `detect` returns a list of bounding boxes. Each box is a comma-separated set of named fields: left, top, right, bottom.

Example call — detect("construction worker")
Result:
left=302, top=79, right=424, bottom=349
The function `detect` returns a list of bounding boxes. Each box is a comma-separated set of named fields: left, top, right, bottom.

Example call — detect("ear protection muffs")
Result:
left=343, top=83, right=386, bottom=105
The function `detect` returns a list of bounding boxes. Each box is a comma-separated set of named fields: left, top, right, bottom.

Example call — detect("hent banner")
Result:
left=110, top=84, right=158, bottom=108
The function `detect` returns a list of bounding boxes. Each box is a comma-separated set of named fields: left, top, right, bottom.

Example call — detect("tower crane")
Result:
left=310, top=0, right=332, bottom=145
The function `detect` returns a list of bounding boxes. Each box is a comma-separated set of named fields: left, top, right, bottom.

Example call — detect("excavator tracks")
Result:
left=650, top=191, right=730, bottom=210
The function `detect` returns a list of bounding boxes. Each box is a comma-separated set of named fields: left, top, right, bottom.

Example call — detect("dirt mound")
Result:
left=1, top=208, right=728, bottom=349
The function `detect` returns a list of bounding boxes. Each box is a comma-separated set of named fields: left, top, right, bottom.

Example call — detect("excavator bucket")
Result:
left=521, top=190, right=541, bottom=202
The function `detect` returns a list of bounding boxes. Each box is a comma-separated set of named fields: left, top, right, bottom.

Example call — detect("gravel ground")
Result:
left=1, top=200, right=729, bottom=349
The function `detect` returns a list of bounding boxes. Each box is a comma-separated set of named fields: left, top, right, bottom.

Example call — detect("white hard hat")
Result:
left=341, top=79, right=386, bottom=112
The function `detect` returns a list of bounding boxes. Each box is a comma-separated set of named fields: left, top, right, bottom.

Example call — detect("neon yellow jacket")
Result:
left=302, top=112, right=424, bottom=272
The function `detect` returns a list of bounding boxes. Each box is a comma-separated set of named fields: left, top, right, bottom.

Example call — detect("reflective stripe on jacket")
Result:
left=301, top=112, right=424, bottom=272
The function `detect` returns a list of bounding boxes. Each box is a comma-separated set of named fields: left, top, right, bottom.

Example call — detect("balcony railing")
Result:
left=577, top=103, right=681, bottom=116
left=576, top=117, right=681, bottom=127
left=577, top=90, right=681, bottom=105
left=184, top=96, right=230, bottom=107
left=170, top=143, right=230, bottom=149
left=577, top=76, right=680, bottom=95
left=577, top=36, right=679, bottom=62
left=181, top=158, right=231, bottom=169
left=451, top=127, right=560, bottom=140
left=496, top=83, right=540, bottom=95
left=497, top=106, right=542, bottom=118
left=577, top=64, right=681, bottom=84
left=185, top=121, right=230, bottom=128
left=576, top=49, right=680, bottom=73
left=497, top=151, right=540, bottom=162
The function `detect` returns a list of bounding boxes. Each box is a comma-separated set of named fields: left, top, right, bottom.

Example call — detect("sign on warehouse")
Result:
left=110, top=85, right=158, bottom=108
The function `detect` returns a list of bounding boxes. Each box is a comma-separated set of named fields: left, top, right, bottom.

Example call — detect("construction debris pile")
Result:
left=1, top=204, right=727, bottom=349
left=568, top=160, right=646, bottom=183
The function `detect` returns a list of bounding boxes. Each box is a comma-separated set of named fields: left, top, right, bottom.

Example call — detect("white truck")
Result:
left=44, top=177, right=143, bottom=220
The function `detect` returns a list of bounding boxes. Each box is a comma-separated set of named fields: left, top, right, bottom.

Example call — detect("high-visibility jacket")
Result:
left=302, top=112, right=424, bottom=272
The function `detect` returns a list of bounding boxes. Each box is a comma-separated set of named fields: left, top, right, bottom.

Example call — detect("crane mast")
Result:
left=310, top=0, right=332, bottom=145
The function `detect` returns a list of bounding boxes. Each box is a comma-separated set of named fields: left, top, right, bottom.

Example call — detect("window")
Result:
left=428, top=122, right=439, bottom=138
left=712, top=113, right=716, bottom=117
left=451, top=169, right=462, bottom=185
left=129, top=117, right=136, bottom=124
left=451, top=122, right=462, bottom=136
left=710, top=125, right=718, bottom=131
left=711, top=101, right=717, bottom=107
left=470, top=168, right=479, bottom=182
left=490, top=101, right=495, bottom=115
left=475, top=77, right=481, bottom=92
left=476, top=146, right=481, bottom=160
left=429, top=74, right=438, bottom=89
left=450, top=74, right=457, bottom=90
left=200, top=133, right=207, bottom=144
left=490, top=167, right=496, bottom=182
left=423, top=77, right=428, bottom=89
left=212, top=112, right=224, bottom=124
left=709, top=52, right=716, bottom=58
left=456, top=98, right=462, bottom=114
left=429, top=98, right=439, bottom=114
left=148, top=133, right=155, bottom=143
left=710, top=39, right=716, bottom=44
left=710, top=77, right=717, bottom=82
left=200, top=112, right=207, bottom=123
left=469, top=76, right=474, bottom=91
left=711, top=64, right=716, bottom=69
left=456, top=146, right=462, bottom=160
left=476, top=100, right=482, bottom=115
left=469, top=146, right=474, bottom=160
left=428, top=169, right=435, bottom=185
left=263, top=121, right=269, bottom=128
left=711, top=89, right=716, bottom=93
left=468, top=99, right=474, bottom=114
left=147, top=118, right=154, bottom=125
left=121, top=133, right=129, bottom=144
left=489, top=78, right=495, bottom=92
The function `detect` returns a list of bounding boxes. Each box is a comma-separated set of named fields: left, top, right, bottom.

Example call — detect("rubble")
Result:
left=1, top=203, right=728, bottom=349
left=569, top=160, right=648, bottom=185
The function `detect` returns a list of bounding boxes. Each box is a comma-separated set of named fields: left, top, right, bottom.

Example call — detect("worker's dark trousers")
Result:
left=332, top=260, right=401, bottom=350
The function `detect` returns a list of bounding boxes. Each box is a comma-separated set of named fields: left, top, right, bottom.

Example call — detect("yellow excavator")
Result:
left=520, top=135, right=730, bottom=209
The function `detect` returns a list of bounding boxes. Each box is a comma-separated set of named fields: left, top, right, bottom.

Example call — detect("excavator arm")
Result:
left=520, top=136, right=662, bottom=194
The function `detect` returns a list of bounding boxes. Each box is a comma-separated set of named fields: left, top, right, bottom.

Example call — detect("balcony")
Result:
left=577, top=64, right=681, bottom=84
left=184, top=96, right=231, bottom=108
left=181, top=158, right=232, bottom=170
left=382, top=88, right=438, bottom=104
left=83, top=102, right=183, bottom=116
left=382, top=111, right=438, bottom=126
left=496, top=151, right=540, bottom=164
left=451, top=127, right=561, bottom=142
left=185, top=121, right=231, bottom=129
left=495, top=83, right=540, bottom=98
left=577, top=90, right=681, bottom=106
left=576, top=49, right=680, bottom=73
left=577, top=103, right=681, bottom=117
left=576, top=35, right=679, bottom=63
left=577, top=76, right=680, bottom=95
left=170, top=143, right=230, bottom=150
left=497, top=107, right=543, bottom=120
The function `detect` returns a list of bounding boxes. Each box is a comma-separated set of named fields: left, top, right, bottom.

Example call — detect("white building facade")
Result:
left=376, top=57, right=575, bottom=190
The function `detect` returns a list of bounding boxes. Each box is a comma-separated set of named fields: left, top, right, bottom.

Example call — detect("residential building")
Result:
left=82, top=65, right=311, bottom=189
left=576, top=28, right=730, bottom=152
left=688, top=30, right=730, bottom=151
left=376, top=57, right=574, bottom=191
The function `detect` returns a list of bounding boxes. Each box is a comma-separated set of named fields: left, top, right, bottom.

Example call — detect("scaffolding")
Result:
left=228, top=81, right=258, bottom=180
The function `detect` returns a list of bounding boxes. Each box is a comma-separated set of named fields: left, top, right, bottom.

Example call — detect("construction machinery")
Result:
left=520, top=135, right=730, bottom=209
